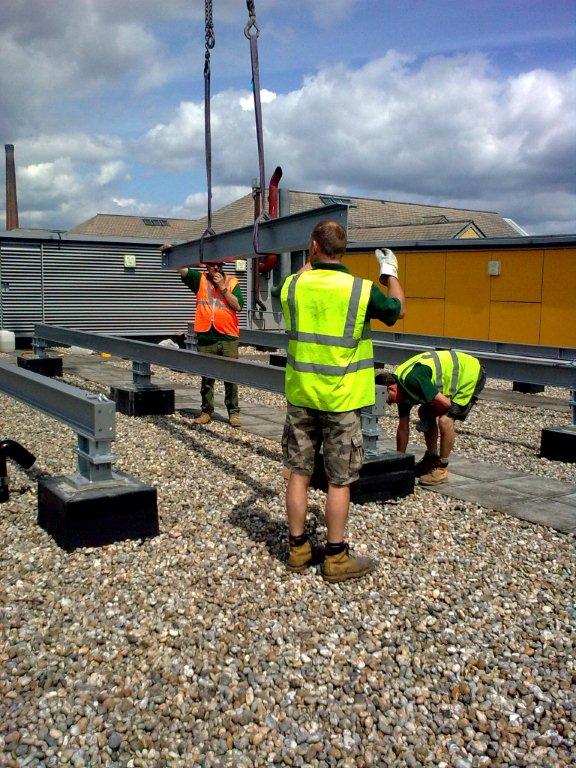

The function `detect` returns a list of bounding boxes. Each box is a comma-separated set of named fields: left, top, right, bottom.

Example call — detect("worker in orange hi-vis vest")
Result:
left=179, top=262, right=244, bottom=428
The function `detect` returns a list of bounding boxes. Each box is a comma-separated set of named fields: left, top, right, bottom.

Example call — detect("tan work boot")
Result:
left=287, top=540, right=313, bottom=573
left=194, top=412, right=212, bottom=425
left=322, top=545, right=375, bottom=583
left=414, top=452, right=439, bottom=478
left=229, top=413, right=241, bottom=428
left=419, top=466, right=449, bottom=485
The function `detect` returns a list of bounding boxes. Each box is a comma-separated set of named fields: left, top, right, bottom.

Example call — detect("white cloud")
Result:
left=1, top=50, right=574, bottom=234
left=135, top=53, right=575, bottom=233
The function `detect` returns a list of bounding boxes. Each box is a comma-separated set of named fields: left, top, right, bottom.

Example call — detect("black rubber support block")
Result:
left=17, top=355, right=63, bottom=378
left=110, top=385, right=175, bottom=416
left=269, top=353, right=287, bottom=368
left=37, top=471, right=159, bottom=550
left=311, top=449, right=415, bottom=502
left=540, top=426, right=576, bottom=463
left=513, top=381, right=545, bottom=394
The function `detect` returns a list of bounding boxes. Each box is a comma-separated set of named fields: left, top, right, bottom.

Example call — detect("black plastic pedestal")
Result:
left=17, top=354, right=63, bottom=378
left=513, top=381, right=545, bottom=394
left=110, top=385, right=175, bottom=416
left=38, top=471, right=159, bottom=550
left=269, top=353, right=287, bottom=368
left=311, top=449, right=415, bottom=503
left=540, top=426, right=576, bottom=463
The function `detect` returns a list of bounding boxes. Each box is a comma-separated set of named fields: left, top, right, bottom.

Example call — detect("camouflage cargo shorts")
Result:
left=282, top=404, right=364, bottom=486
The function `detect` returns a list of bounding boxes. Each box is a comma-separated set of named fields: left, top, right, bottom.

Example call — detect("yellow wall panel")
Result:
left=490, top=250, right=543, bottom=303
left=405, top=251, right=446, bottom=298
left=489, top=302, right=541, bottom=344
left=403, top=298, right=445, bottom=335
left=444, top=252, right=490, bottom=339
left=540, top=248, right=576, bottom=347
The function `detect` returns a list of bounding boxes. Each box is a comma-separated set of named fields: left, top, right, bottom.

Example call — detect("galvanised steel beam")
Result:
left=160, top=203, right=348, bottom=268
left=239, top=329, right=576, bottom=390
left=0, top=359, right=115, bottom=441
left=371, top=331, right=576, bottom=362
left=35, top=325, right=286, bottom=394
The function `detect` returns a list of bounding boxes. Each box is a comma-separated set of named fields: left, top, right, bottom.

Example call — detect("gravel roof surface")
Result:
left=0, top=349, right=574, bottom=768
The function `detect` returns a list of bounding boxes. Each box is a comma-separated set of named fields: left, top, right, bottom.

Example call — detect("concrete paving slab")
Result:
left=494, top=475, right=576, bottom=499
left=424, top=483, right=532, bottom=512
left=434, top=472, right=480, bottom=487
left=441, top=461, right=525, bottom=483
left=504, top=498, right=576, bottom=533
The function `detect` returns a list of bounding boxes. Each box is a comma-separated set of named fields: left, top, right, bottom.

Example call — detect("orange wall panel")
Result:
left=444, top=252, right=490, bottom=339
left=540, top=248, right=576, bottom=347
left=489, top=250, right=543, bottom=303
left=405, top=251, right=446, bottom=298
left=489, top=302, right=541, bottom=344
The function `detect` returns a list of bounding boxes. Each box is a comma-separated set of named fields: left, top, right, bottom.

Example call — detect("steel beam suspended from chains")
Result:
left=161, top=1, right=349, bottom=269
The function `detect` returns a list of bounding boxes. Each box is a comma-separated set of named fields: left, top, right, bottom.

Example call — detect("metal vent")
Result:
left=142, top=218, right=170, bottom=227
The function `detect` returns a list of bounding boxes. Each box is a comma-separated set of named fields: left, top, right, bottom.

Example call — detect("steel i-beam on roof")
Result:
left=34, top=325, right=286, bottom=394
left=0, top=359, right=115, bottom=441
left=239, top=328, right=576, bottom=390
left=160, top=203, right=349, bottom=268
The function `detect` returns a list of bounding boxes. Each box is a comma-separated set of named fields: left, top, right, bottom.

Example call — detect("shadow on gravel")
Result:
left=151, top=415, right=325, bottom=566
left=226, top=492, right=325, bottom=566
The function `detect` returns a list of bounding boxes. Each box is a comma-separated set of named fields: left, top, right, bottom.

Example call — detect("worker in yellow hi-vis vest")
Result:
left=378, top=351, right=486, bottom=485
left=280, top=221, right=405, bottom=583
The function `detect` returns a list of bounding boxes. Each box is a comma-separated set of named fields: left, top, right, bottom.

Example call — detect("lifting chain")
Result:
left=200, top=0, right=216, bottom=258
left=205, top=0, right=215, bottom=54
left=244, top=0, right=259, bottom=38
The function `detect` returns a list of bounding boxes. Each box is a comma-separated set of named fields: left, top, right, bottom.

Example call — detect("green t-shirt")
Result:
left=397, top=363, right=438, bottom=416
left=181, top=269, right=245, bottom=344
left=310, top=262, right=401, bottom=326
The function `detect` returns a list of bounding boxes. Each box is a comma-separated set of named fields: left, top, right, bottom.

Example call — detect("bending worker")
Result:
left=280, top=222, right=405, bottom=583
left=180, top=262, right=244, bottom=428
left=378, top=350, right=486, bottom=485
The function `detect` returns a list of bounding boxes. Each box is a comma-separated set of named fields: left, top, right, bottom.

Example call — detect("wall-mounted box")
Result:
left=487, top=260, right=500, bottom=276
left=124, top=254, right=136, bottom=269
left=235, top=260, right=247, bottom=272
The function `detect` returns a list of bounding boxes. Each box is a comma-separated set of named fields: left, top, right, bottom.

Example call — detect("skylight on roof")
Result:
left=142, top=217, right=170, bottom=227
left=319, top=195, right=356, bottom=208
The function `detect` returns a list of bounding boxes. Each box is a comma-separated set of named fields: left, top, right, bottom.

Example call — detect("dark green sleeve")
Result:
left=232, top=284, right=245, bottom=310
left=402, top=364, right=438, bottom=404
left=180, top=268, right=202, bottom=293
left=367, top=285, right=401, bottom=326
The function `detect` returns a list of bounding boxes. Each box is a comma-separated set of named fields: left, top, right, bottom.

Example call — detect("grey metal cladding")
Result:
left=0, top=241, right=43, bottom=331
left=0, top=237, right=248, bottom=336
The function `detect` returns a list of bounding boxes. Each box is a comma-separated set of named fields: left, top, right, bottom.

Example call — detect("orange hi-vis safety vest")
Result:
left=194, top=272, right=240, bottom=337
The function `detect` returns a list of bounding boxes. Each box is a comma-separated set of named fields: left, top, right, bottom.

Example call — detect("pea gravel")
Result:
left=0, top=350, right=574, bottom=767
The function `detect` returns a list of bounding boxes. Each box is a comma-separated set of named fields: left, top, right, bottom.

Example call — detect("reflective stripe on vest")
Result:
left=194, top=273, right=239, bottom=337
left=395, top=350, right=480, bottom=405
left=280, top=269, right=375, bottom=411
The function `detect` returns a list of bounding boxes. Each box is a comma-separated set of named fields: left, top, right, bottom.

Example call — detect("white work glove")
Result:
left=374, top=248, right=398, bottom=280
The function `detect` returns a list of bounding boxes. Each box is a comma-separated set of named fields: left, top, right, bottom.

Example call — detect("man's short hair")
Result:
left=311, top=220, right=347, bottom=257
left=375, top=370, right=398, bottom=387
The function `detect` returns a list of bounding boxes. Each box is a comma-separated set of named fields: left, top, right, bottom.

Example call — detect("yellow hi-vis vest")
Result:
left=280, top=269, right=375, bottom=411
left=395, top=350, right=481, bottom=406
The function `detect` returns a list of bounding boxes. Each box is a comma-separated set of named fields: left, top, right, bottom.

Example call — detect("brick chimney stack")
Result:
left=5, top=144, right=19, bottom=231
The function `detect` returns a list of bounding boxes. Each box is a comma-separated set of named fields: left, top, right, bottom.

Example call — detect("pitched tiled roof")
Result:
left=69, top=191, right=519, bottom=242
left=349, top=220, right=483, bottom=242
left=67, top=214, right=201, bottom=240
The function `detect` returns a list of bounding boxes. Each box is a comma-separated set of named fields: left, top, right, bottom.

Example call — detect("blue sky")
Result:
left=1, top=0, right=575, bottom=233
